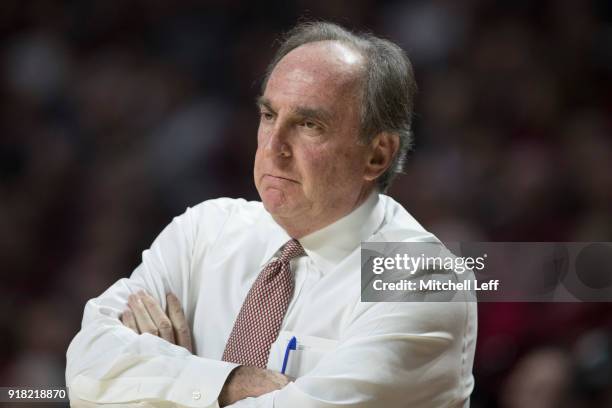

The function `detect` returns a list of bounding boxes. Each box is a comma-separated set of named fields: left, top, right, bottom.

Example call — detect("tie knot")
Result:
left=277, top=239, right=305, bottom=262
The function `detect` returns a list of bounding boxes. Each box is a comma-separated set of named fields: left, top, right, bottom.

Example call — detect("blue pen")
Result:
left=281, top=336, right=297, bottom=375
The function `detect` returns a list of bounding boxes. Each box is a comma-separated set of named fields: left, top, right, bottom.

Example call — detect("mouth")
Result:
left=263, top=174, right=299, bottom=184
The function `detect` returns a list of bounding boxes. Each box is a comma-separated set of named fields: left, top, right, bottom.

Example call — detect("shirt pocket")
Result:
left=267, top=330, right=339, bottom=378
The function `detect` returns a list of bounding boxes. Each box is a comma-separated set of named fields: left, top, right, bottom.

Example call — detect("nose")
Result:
left=264, top=122, right=291, bottom=158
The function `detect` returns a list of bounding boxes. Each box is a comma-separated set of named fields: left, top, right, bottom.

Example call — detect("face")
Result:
left=253, top=41, right=373, bottom=233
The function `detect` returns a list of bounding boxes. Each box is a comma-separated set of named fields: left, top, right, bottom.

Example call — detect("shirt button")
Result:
left=192, top=390, right=202, bottom=400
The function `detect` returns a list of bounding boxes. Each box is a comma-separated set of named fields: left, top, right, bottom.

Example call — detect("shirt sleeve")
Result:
left=227, top=300, right=477, bottom=408
left=66, top=201, right=240, bottom=408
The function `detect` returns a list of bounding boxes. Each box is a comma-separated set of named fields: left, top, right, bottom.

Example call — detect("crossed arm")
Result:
left=68, top=285, right=473, bottom=407
left=67, top=204, right=475, bottom=407
left=120, top=291, right=289, bottom=406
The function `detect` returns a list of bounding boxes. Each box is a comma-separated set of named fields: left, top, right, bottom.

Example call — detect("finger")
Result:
left=120, top=309, right=138, bottom=333
left=139, top=291, right=176, bottom=344
left=167, top=293, right=193, bottom=353
left=128, top=294, right=158, bottom=337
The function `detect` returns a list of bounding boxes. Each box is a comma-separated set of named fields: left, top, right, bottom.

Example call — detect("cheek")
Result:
left=253, top=148, right=264, bottom=185
left=253, top=147, right=261, bottom=170
left=256, top=124, right=265, bottom=144
left=318, top=146, right=364, bottom=187
left=254, top=127, right=265, bottom=162
left=300, top=146, right=342, bottom=186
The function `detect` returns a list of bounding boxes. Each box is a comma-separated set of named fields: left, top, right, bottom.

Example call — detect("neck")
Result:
left=274, top=186, right=376, bottom=239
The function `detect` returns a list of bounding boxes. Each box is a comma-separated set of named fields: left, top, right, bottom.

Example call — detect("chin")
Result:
left=261, top=189, right=288, bottom=213
left=262, top=191, right=305, bottom=219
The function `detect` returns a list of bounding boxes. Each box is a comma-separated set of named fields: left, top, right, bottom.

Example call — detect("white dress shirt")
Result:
left=66, top=192, right=477, bottom=407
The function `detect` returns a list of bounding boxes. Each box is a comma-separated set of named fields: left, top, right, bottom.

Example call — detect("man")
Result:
left=66, top=22, right=477, bottom=407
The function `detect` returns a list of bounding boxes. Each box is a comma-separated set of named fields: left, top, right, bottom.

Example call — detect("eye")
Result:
left=260, top=111, right=274, bottom=122
left=300, top=120, right=320, bottom=130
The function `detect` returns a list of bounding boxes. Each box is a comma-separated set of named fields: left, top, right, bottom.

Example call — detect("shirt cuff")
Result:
left=225, top=390, right=277, bottom=408
left=70, top=356, right=238, bottom=408
left=169, top=356, right=239, bottom=407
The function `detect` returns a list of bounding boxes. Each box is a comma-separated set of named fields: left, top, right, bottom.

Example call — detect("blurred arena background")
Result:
left=1, top=1, right=611, bottom=407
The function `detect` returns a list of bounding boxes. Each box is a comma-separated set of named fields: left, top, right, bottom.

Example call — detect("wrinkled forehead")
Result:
left=266, top=41, right=366, bottom=98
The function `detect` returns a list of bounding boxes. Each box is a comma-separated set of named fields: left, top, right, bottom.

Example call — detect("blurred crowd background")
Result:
left=1, top=1, right=611, bottom=407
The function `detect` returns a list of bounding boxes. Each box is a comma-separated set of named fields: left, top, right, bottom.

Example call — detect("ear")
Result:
left=363, top=132, right=400, bottom=182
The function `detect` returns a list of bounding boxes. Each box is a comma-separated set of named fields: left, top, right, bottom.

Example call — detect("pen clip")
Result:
left=281, top=336, right=297, bottom=375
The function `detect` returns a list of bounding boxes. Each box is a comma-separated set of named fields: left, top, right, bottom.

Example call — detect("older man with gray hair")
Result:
left=66, top=21, right=476, bottom=407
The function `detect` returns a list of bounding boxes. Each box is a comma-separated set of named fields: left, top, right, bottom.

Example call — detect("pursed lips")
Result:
left=263, top=174, right=300, bottom=184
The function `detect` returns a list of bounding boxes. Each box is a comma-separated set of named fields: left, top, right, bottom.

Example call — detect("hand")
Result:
left=121, top=291, right=193, bottom=353
left=218, top=366, right=291, bottom=407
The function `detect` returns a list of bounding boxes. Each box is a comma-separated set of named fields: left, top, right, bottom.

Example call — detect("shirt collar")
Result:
left=302, top=192, right=384, bottom=272
left=256, top=211, right=292, bottom=269
left=256, top=191, right=384, bottom=272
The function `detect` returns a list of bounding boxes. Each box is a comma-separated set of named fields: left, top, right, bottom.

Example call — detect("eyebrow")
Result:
left=256, top=96, right=273, bottom=112
left=256, top=96, right=333, bottom=124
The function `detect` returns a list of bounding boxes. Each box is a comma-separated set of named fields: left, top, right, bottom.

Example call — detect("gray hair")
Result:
left=262, top=21, right=417, bottom=192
